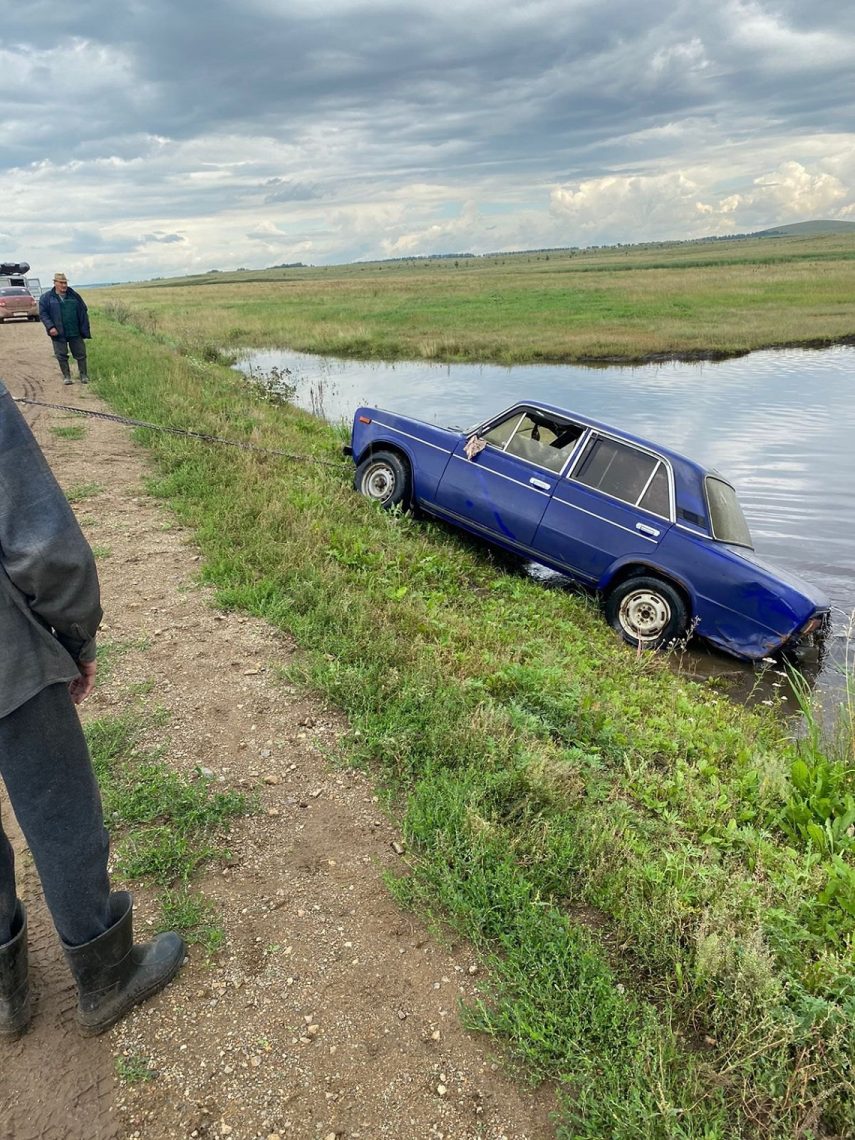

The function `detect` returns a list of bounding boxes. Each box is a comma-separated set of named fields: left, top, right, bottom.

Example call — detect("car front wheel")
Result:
left=354, top=450, right=411, bottom=508
left=605, top=576, right=689, bottom=650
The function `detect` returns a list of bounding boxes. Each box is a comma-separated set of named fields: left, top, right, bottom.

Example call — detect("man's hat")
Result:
left=53, top=273, right=68, bottom=282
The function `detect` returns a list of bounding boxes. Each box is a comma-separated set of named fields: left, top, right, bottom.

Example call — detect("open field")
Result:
left=97, top=231, right=855, bottom=364
left=79, top=309, right=855, bottom=1139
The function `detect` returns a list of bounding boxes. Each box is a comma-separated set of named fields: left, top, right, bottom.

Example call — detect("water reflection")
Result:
left=237, top=345, right=855, bottom=716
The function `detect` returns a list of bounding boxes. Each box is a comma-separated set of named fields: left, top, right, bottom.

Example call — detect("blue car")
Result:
left=346, top=401, right=830, bottom=661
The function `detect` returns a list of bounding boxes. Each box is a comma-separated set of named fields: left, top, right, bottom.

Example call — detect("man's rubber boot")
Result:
left=0, top=901, right=31, bottom=1037
left=62, top=891, right=185, bottom=1036
left=59, top=359, right=72, bottom=385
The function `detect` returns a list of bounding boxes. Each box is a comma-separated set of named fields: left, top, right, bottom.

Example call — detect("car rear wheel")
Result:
left=605, top=575, right=689, bottom=650
left=354, top=450, right=411, bottom=508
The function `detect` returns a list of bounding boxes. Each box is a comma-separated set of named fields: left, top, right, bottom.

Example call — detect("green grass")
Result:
left=115, top=1052, right=158, bottom=1083
left=84, top=317, right=855, bottom=1138
left=50, top=424, right=87, bottom=440
left=85, top=711, right=249, bottom=947
left=95, top=636, right=150, bottom=684
left=158, top=887, right=227, bottom=955
left=65, top=482, right=103, bottom=503
left=96, top=232, right=855, bottom=364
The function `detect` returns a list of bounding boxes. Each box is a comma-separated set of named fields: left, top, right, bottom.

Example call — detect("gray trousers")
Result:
left=51, top=335, right=88, bottom=379
left=0, top=683, right=111, bottom=947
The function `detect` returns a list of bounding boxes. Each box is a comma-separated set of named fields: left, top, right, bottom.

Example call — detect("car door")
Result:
left=432, top=409, right=584, bottom=549
left=533, top=432, right=674, bottom=583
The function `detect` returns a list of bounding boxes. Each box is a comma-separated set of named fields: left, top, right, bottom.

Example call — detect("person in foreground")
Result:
left=37, top=272, right=91, bottom=385
left=0, top=380, right=185, bottom=1037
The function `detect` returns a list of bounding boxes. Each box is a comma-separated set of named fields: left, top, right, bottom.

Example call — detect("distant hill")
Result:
left=751, top=219, right=855, bottom=238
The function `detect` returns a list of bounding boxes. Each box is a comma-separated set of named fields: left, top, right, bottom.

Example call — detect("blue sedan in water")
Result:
left=346, top=401, right=830, bottom=661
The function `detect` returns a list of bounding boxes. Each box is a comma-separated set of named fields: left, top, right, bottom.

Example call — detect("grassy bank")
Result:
left=98, top=232, right=855, bottom=364
left=85, top=317, right=854, bottom=1137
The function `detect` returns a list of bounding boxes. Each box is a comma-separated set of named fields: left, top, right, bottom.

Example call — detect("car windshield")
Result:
left=705, top=477, right=753, bottom=548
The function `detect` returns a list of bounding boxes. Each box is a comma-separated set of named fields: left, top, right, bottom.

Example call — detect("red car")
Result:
left=0, top=287, right=39, bottom=322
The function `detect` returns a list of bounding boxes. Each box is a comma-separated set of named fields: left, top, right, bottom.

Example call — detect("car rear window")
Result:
left=0, top=288, right=30, bottom=296
left=705, top=477, right=753, bottom=547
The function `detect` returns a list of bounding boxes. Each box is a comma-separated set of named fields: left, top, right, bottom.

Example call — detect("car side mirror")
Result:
left=464, top=435, right=487, bottom=461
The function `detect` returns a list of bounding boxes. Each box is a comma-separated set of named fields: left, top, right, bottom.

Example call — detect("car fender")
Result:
left=350, top=410, right=457, bottom=502
left=598, top=557, right=699, bottom=614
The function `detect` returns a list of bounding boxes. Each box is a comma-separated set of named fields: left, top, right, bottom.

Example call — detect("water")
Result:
left=237, top=345, right=855, bottom=711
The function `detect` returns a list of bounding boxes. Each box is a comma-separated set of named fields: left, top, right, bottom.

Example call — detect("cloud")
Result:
left=66, top=229, right=141, bottom=255
left=263, top=179, right=326, bottom=203
left=1, top=1, right=854, bottom=281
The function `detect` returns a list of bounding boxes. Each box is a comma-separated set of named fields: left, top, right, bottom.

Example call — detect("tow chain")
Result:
left=13, top=397, right=343, bottom=467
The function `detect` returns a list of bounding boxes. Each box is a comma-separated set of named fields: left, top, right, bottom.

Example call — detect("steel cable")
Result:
left=13, top=397, right=343, bottom=467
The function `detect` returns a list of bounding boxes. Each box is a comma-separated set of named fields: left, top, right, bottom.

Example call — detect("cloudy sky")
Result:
left=3, top=0, right=854, bottom=284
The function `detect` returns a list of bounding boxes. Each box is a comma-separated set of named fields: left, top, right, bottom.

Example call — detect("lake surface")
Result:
left=237, top=345, right=855, bottom=710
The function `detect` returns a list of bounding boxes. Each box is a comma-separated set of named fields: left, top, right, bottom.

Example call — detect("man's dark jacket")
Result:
left=38, top=286, right=91, bottom=339
left=0, top=381, right=102, bottom=719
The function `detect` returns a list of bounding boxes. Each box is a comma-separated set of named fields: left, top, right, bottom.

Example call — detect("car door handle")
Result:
left=529, top=477, right=551, bottom=491
left=636, top=522, right=661, bottom=538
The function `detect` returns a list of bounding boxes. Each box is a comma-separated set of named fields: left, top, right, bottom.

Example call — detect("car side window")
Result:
left=483, top=412, right=583, bottom=472
left=572, top=436, right=671, bottom=517
left=638, top=463, right=670, bottom=517
left=482, top=413, right=525, bottom=449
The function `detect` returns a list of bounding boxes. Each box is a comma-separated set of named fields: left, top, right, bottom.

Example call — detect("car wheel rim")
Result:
left=618, top=589, right=671, bottom=641
left=363, top=462, right=395, bottom=502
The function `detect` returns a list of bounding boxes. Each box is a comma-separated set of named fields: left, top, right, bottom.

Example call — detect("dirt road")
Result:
left=0, top=322, right=555, bottom=1140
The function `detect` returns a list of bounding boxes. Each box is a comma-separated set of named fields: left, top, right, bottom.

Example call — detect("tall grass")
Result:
left=96, top=232, right=855, bottom=364
left=85, top=318, right=854, bottom=1137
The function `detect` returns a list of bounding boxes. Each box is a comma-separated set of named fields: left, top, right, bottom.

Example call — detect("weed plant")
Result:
left=88, top=318, right=854, bottom=1137
left=115, top=1052, right=157, bottom=1083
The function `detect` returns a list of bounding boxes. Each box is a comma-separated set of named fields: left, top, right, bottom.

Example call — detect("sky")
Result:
left=2, top=0, right=855, bottom=284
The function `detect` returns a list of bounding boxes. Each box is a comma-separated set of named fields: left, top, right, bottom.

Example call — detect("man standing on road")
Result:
left=0, top=380, right=185, bottom=1037
left=38, top=273, right=91, bottom=386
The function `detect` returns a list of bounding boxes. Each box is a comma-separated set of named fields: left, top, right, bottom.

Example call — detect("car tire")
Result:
left=354, top=450, right=411, bottom=509
left=605, top=575, right=689, bottom=650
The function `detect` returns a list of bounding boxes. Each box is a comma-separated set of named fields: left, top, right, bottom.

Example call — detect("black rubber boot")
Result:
left=62, top=891, right=185, bottom=1036
left=0, top=901, right=31, bottom=1037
